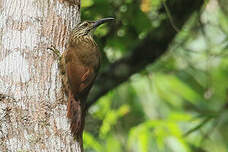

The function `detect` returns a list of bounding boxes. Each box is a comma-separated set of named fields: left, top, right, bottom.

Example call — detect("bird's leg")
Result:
left=47, top=45, right=61, bottom=59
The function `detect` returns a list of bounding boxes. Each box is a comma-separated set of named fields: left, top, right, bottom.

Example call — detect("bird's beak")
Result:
left=92, top=17, right=115, bottom=29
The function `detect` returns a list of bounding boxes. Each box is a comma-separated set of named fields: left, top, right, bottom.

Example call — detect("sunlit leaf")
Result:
left=81, top=0, right=94, bottom=8
left=84, top=132, right=103, bottom=152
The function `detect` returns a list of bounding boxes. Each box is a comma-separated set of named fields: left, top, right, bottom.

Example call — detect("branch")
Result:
left=86, top=0, right=204, bottom=109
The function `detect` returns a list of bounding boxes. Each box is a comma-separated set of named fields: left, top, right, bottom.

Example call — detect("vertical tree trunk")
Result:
left=0, top=0, right=81, bottom=151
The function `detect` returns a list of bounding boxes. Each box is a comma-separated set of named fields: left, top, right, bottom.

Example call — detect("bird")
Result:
left=48, top=17, right=114, bottom=151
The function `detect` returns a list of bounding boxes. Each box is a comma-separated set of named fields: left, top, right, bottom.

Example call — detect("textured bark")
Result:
left=0, top=0, right=81, bottom=151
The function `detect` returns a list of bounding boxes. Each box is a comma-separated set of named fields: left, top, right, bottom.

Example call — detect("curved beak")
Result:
left=92, top=17, right=115, bottom=29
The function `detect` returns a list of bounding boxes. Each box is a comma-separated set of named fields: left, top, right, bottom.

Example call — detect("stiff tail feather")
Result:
left=67, top=91, right=86, bottom=151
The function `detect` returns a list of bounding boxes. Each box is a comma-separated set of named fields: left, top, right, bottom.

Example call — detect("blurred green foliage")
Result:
left=81, top=0, right=228, bottom=151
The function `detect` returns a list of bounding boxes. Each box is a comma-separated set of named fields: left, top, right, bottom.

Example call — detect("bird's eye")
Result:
left=82, top=22, right=88, bottom=27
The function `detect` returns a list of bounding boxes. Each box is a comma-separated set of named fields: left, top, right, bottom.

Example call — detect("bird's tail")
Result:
left=67, top=91, right=86, bottom=151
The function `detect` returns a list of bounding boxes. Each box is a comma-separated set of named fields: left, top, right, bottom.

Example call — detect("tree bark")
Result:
left=0, top=0, right=81, bottom=151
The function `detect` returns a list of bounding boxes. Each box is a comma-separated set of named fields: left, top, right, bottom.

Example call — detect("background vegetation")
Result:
left=81, top=0, right=228, bottom=151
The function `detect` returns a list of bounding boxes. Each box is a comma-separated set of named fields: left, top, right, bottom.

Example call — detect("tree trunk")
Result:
left=0, top=0, right=81, bottom=151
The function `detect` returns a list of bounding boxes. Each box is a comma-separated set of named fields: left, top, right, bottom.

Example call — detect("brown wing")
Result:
left=65, top=46, right=100, bottom=99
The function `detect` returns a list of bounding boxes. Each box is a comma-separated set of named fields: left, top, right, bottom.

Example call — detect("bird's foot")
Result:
left=47, top=45, right=61, bottom=59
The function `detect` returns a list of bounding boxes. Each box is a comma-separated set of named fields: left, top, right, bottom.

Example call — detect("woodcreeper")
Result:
left=49, top=17, right=114, bottom=150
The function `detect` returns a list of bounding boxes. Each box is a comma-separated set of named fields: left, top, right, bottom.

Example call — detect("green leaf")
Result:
left=81, top=0, right=94, bottom=8
left=84, top=132, right=103, bottom=152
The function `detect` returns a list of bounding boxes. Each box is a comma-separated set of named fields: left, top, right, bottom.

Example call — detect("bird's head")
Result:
left=73, top=17, right=115, bottom=37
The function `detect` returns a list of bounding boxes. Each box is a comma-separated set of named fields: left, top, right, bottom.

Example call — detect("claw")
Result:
left=47, top=45, right=61, bottom=58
